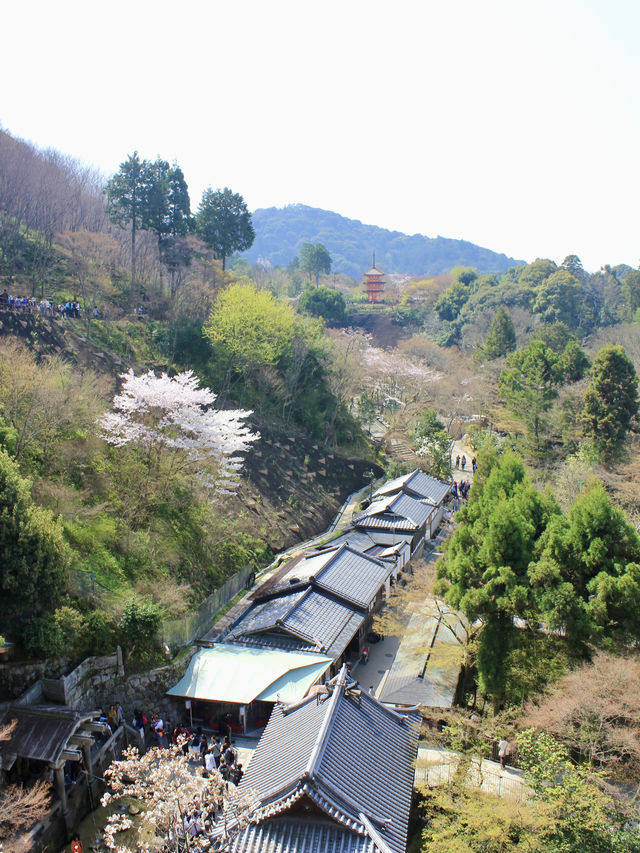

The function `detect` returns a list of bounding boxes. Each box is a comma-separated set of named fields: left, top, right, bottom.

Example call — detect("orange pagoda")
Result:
left=362, top=254, right=385, bottom=303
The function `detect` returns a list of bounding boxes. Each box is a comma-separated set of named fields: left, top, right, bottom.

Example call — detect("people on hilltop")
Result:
left=0, top=292, right=82, bottom=318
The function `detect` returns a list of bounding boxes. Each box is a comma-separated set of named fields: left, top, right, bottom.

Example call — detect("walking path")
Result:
left=415, top=745, right=530, bottom=800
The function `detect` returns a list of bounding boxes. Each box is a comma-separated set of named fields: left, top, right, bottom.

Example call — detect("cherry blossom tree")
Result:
left=101, top=742, right=257, bottom=852
left=100, top=370, right=259, bottom=493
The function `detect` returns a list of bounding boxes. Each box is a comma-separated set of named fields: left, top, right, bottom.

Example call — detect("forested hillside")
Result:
left=242, top=204, right=522, bottom=277
left=0, top=130, right=379, bottom=672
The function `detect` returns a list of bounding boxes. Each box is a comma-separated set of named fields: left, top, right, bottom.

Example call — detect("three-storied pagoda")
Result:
left=362, top=253, right=385, bottom=303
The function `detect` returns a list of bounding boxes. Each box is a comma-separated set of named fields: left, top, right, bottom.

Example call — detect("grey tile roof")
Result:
left=353, top=512, right=420, bottom=532
left=374, top=470, right=451, bottom=506
left=378, top=597, right=466, bottom=708
left=228, top=587, right=363, bottom=658
left=0, top=706, right=100, bottom=767
left=315, top=530, right=379, bottom=553
left=226, top=590, right=307, bottom=640
left=353, top=492, right=434, bottom=531
left=237, top=667, right=420, bottom=853
left=285, top=590, right=363, bottom=658
left=231, top=817, right=379, bottom=853
left=313, top=546, right=393, bottom=608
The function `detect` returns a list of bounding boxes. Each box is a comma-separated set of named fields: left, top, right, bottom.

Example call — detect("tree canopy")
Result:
left=498, top=340, right=563, bottom=452
left=299, top=242, right=332, bottom=287
left=297, top=285, right=345, bottom=324
left=581, top=344, right=639, bottom=463
left=195, top=187, right=255, bottom=270
left=436, top=448, right=640, bottom=708
left=0, top=450, right=69, bottom=624
left=483, top=306, right=516, bottom=360
left=204, top=281, right=295, bottom=371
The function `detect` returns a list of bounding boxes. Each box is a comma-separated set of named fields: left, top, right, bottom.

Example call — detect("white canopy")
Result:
left=167, top=643, right=332, bottom=705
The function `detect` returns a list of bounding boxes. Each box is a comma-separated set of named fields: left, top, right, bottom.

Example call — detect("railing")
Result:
left=160, top=564, right=254, bottom=649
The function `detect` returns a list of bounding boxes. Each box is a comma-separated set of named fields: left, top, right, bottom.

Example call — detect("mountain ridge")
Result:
left=242, top=203, right=524, bottom=277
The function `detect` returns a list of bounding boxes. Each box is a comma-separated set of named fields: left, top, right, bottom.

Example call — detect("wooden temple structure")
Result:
left=362, top=254, right=385, bottom=303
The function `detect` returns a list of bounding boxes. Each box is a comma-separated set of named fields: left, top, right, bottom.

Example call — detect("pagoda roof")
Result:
left=364, top=266, right=385, bottom=277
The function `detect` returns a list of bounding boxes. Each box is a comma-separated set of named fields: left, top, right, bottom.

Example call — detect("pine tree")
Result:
left=483, top=307, right=516, bottom=359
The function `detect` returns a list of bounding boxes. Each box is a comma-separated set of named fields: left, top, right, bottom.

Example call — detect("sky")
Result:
left=2, top=0, right=639, bottom=272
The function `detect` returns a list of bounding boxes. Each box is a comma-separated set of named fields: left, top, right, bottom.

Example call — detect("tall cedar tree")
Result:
left=105, top=152, right=154, bottom=311
left=581, top=344, right=639, bottom=463
left=498, top=340, right=563, bottom=452
left=196, top=187, right=255, bottom=270
left=299, top=243, right=332, bottom=287
left=483, top=306, right=516, bottom=359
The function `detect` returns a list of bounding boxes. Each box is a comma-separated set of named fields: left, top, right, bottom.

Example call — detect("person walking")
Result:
left=461, top=455, right=466, bottom=471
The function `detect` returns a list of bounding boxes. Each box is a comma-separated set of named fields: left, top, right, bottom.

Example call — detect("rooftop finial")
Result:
left=373, top=251, right=375, bottom=268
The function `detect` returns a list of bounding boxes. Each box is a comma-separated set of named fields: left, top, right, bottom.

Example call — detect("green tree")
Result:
left=434, top=280, right=470, bottom=321
left=297, top=285, right=346, bottom=324
left=203, top=281, right=295, bottom=373
left=622, top=269, right=640, bottom=319
left=299, top=243, right=332, bottom=287
left=581, top=344, right=639, bottom=462
left=450, top=266, right=478, bottom=287
left=118, top=596, right=161, bottom=662
left=560, top=339, right=590, bottom=382
left=105, top=151, right=155, bottom=310
left=146, top=160, right=193, bottom=305
left=560, top=253, right=586, bottom=281
left=530, top=481, right=640, bottom=649
left=531, top=322, right=573, bottom=353
left=196, top=187, right=255, bottom=270
left=435, top=451, right=559, bottom=708
left=533, top=269, right=585, bottom=328
left=498, top=340, right=563, bottom=452
left=0, top=450, right=69, bottom=625
left=483, top=306, right=516, bottom=360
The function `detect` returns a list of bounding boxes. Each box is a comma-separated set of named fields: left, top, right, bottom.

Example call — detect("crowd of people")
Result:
left=124, top=709, right=245, bottom=785
left=0, top=290, right=84, bottom=317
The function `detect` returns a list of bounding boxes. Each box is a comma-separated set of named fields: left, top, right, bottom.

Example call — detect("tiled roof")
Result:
left=228, top=587, right=363, bottom=658
left=353, top=515, right=416, bottom=532
left=313, top=546, right=392, bottom=608
left=378, top=597, right=466, bottom=708
left=0, top=706, right=100, bottom=767
left=353, top=492, right=434, bottom=530
left=374, top=470, right=451, bottom=506
left=314, top=530, right=379, bottom=553
left=226, top=590, right=307, bottom=639
left=285, top=590, right=363, bottom=658
left=231, top=817, right=379, bottom=853
left=237, top=667, right=420, bottom=853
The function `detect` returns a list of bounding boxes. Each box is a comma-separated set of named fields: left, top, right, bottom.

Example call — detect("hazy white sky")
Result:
left=2, top=0, right=639, bottom=271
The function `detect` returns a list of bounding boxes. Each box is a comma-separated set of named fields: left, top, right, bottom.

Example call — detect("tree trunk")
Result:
left=130, top=210, right=136, bottom=314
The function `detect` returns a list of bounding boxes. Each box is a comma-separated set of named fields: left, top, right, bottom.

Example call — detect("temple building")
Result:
left=362, top=257, right=385, bottom=303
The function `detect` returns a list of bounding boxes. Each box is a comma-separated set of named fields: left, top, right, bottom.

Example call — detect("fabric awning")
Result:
left=167, top=643, right=332, bottom=705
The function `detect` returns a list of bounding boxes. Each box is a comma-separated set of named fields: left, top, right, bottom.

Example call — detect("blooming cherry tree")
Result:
left=100, top=370, right=259, bottom=492
left=101, top=742, right=257, bottom=852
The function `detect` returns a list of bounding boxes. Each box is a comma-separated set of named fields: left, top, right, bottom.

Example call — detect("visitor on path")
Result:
left=455, top=455, right=460, bottom=469
left=472, top=456, right=477, bottom=473
left=498, top=737, right=510, bottom=768
left=461, top=455, right=466, bottom=471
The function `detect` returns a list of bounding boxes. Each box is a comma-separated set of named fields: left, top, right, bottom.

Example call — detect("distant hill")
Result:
left=242, top=204, right=523, bottom=277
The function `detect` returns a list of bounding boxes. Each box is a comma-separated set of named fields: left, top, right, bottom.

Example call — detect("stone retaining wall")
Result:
left=0, top=657, right=70, bottom=701
left=71, top=649, right=197, bottom=722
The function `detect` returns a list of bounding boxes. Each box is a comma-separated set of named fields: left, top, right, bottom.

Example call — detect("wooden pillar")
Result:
left=54, top=764, right=67, bottom=812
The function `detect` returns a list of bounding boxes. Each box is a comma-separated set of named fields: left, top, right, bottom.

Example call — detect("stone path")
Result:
left=415, top=745, right=531, bottom=800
